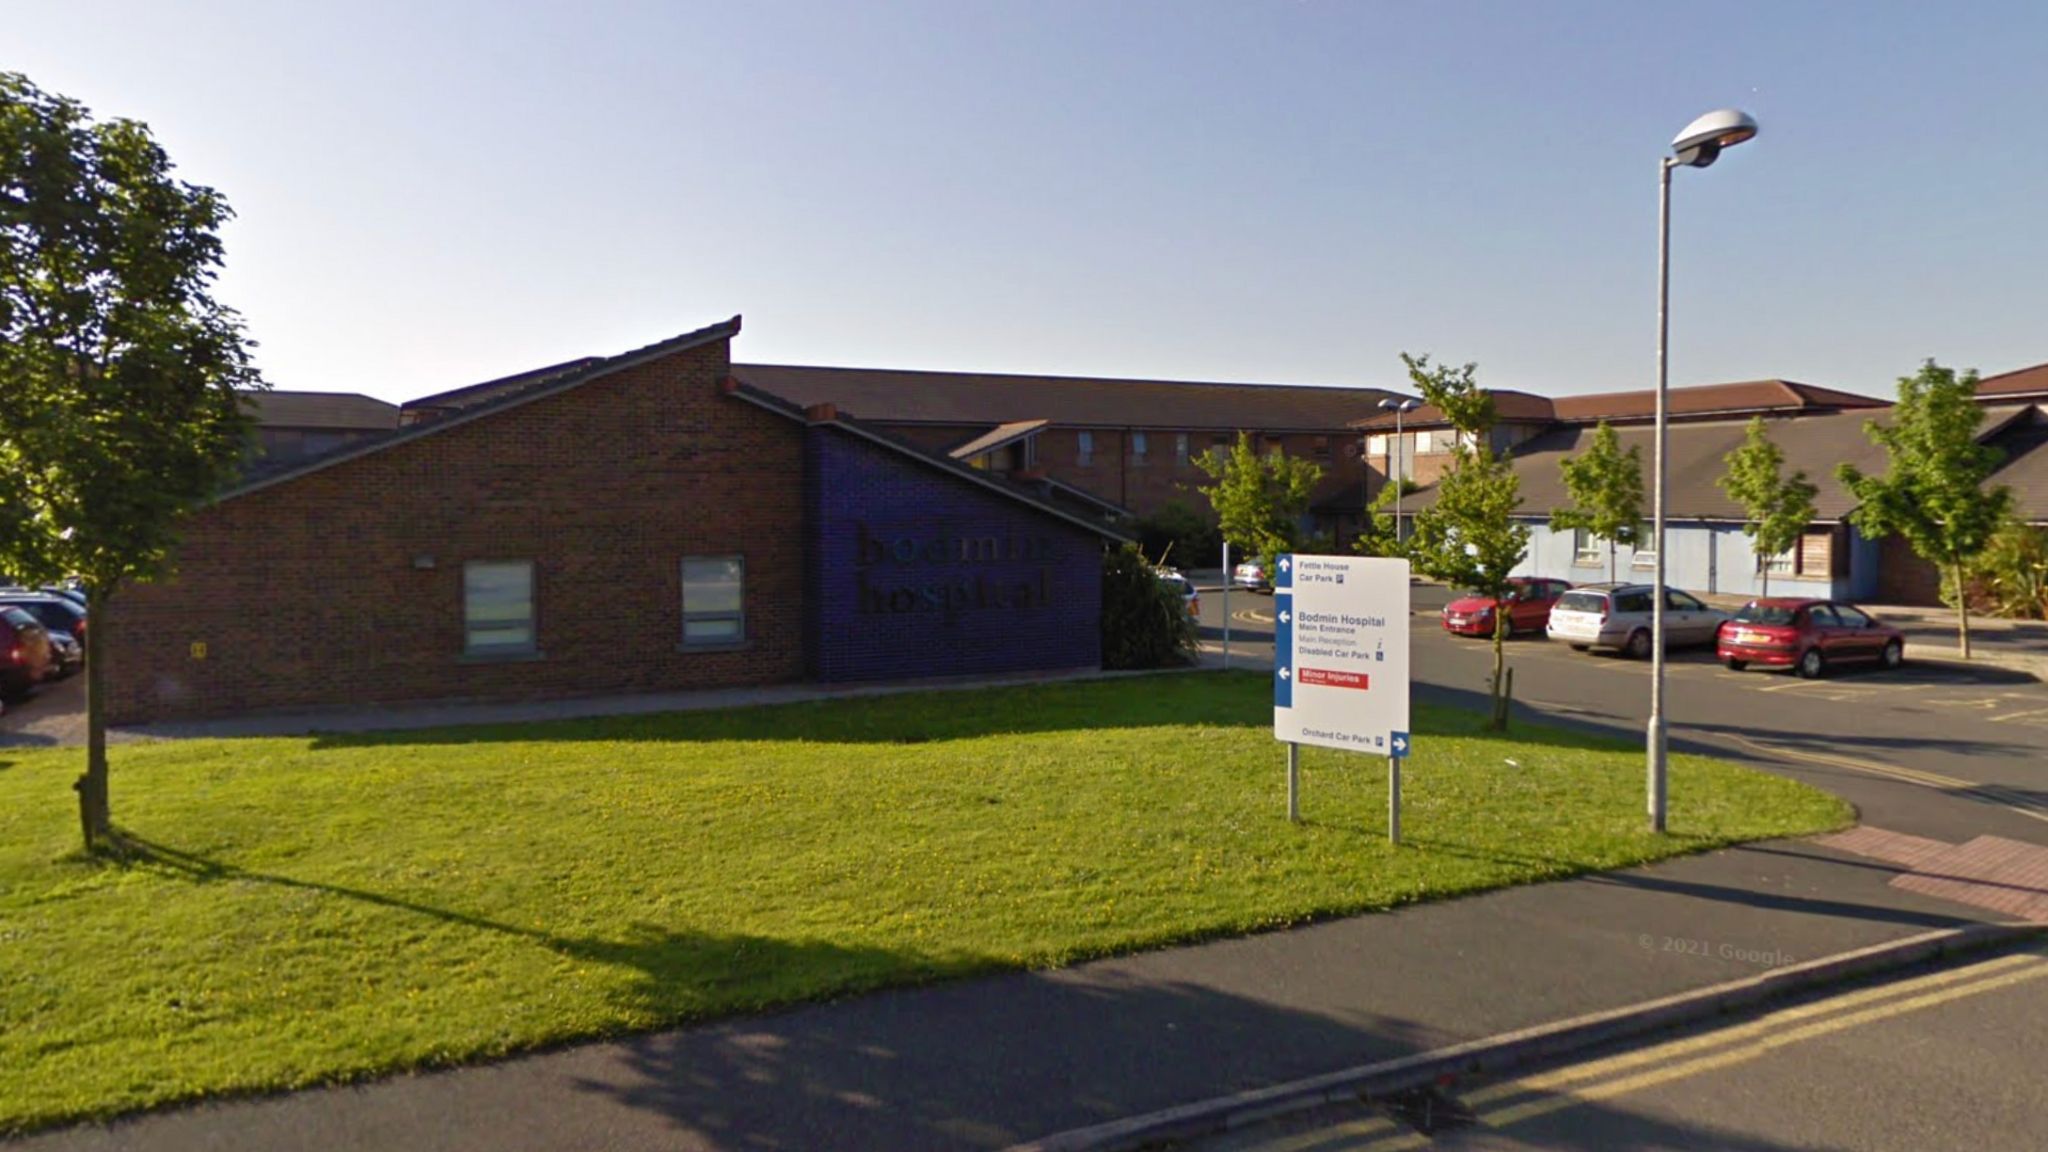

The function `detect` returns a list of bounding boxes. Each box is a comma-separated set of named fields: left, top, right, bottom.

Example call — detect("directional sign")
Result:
left=1273, top=554, right=1411, bottom=756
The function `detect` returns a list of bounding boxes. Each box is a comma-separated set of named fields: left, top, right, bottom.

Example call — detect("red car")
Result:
left=1441, top=577, right=1571, bottom=637
left=0, top=605, right=53, bottom=701
left=1717, top=598, right=1905, bottom=677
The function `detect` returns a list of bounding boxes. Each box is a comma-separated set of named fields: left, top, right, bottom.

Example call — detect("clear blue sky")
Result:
left=11, top=1, right=2046, bottom=403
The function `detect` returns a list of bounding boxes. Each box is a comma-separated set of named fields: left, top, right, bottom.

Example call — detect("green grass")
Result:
left=0, top=671, right=1848, bottom=1132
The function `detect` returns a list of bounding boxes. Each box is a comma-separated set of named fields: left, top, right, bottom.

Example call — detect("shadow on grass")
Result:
left=114, top=834, right=955, bottom=1028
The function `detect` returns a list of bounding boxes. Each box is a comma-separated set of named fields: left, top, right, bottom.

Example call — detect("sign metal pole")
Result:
left=1287, top=742, right=1300, bottom=823
left=1220, top=540, right=1231, bottom=670
left=1388, top=755, right=1401, bottom=845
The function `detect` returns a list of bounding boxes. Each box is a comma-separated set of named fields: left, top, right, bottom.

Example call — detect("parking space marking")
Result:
left=1712, top=731, right=2048, bottom=824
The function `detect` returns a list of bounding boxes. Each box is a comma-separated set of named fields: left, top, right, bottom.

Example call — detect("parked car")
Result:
left=1717, top=598, right=1905, bottom=677
left=44, top=629, right=83, bottom=679
left=0, top=593, right=87, bottom=649
left=1157, top=569, right=1200, bottom=620
left=1546, top=582, right=1729, bottom=658
left=1232, top=559, right=1271, bottom=593
left=1442, top=576, right=1572, bottom=637
left=0, top=606, right=53, bottom=700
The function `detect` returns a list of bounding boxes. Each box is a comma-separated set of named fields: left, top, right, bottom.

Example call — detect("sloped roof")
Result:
left=1402, top=403, right=2048, bottom=522
left=1351, top=390, right=1555, bottom=431
left=401, top=355, right=607, bottom=419
left=1978, top=362, right=2048, bottom=400
left=245, top=391, right=400, bottom=431
left=731, top=363, right=1397, bottom=431
left=227, top=317, right=743, bottom=499
left=948, top=419, right=1051, bottom=460
left=1985, top=408, right=2048, bottom=522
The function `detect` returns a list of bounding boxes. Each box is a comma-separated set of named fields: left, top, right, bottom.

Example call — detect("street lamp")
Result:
left=1649, top=108, right=1758, bottom=833
left=1377, top=397, right=1421, bottom=541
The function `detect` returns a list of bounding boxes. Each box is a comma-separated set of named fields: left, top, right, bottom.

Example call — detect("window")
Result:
left=464, top=561, right=535, bottom=654
left=1077, top=430, right=1094, bottom=466
left=1413, top=430, right=1433, bottom=454
left=1668, top=590, right=1705, bottom=611
left=1312, top=435, right=1331, bottom=459
left=1834, top=604, right=1873, bottom=628
left=1367, top=434, right=1388, bottom=456
left=1132, top=431, right=1148, bottom=464
left=682, top=556, right=746, bottom=646
left=1798, top=530, right=1833, bottom=576
left=1764, top=548, right=1797, bottom=574
left=1805, top=604, right=1842, bottom=628
left=1572, top=527, right=1602, bottom=565
left=1631, top=522, right=1656, bottom=568
left=1175, top=433, right=1189, bottom=465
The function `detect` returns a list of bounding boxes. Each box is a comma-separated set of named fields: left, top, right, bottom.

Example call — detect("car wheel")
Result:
left=1624, top=630, right=1652, bottom=660
left=1725, top=658, right=1748, bottom=671
left=1881, top=639, right=1903, bottom=669
left=1797, top=647, right=1826, bottom=679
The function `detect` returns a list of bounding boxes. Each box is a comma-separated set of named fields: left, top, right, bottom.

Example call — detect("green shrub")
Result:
left=1132, top=500, right=1221, bottom=569
left=1962, top=520, right=2048, bottom=619
left=1101, top=543, right=1199, bottom=669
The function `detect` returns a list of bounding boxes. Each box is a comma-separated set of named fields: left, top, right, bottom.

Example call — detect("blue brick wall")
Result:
left=807, top=427, right=1105, bottom=682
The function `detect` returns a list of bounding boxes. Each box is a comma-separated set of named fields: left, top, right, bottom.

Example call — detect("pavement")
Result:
left=11, top=578, right=2048, bottom=1150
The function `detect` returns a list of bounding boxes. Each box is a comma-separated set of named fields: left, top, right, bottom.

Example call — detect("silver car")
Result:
left=1546, top=582, right=1729, bottom=658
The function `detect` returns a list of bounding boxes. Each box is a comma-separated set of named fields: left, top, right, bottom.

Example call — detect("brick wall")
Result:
left=104, top=338, right=810, bottom=723
left=807, top=426, right=1104, bottom=681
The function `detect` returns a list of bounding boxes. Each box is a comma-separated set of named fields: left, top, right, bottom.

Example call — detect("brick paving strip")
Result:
left=1818, top=827, right=2048, bottom=923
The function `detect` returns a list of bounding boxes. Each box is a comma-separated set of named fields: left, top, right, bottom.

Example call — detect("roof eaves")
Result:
left=217, top=315, right=743, bottom=504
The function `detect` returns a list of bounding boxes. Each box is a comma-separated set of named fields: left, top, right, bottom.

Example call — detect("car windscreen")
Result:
left=1555, top=591, right=1608, bottom=613
left=0, top=606, right=39, bottom=632
left=1733, top=603, right=1798, bottom=625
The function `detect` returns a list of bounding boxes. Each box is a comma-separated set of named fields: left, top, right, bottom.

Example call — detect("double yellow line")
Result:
left=1239, top=947, right=2048, bottom=1152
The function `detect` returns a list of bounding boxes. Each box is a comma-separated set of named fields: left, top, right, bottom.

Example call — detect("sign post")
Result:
left=1220, top=541, right=1231, bottom=670
left=1272, top=554, right=1412, bottom=842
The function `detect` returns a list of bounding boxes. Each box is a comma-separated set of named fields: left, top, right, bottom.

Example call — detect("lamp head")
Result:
left=1669, top=109, right=1758, bottom=169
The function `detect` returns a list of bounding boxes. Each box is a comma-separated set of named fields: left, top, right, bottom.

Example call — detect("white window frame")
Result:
left=464, top=560, right=536, bottom=655
left=1413, top=430, right=1434, bottom=455
left=1631, top=522, right=1658, bottom=569
left=1366, top=434, right=1388, bottom=456
left=1131, top=430, right=1148, bottom=464
left=1077, top=430, right=1094, bottom=466
left=1571, top=527, right=1603, bottom=566
left=1175, top=432, right=1189, bottom=465
left=1764, top=548, right=1797, bottom=575
left=682, top=555, right=746, bottom=648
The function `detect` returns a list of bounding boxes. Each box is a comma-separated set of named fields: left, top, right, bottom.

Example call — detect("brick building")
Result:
left=511, top=364, right=1400, bottom=545
left=106, top=318, right=1124, bottom=724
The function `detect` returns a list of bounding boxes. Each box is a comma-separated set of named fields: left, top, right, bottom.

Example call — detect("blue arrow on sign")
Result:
left=1390, top=731, right=1411, bottom=759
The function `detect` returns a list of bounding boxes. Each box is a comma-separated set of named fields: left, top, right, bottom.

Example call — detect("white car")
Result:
left=1232, top=560, right=1271, bottom=593
left=1546, top=582, right=1728, bottom=658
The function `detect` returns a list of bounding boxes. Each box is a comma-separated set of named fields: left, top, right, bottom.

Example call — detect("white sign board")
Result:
left=1272, top=553, right=1411, bottom=757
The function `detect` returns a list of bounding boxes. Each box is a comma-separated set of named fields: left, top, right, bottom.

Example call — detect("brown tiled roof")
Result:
left=1350, top=390, right=1554, bottom=431
left=1978, top=362, right=2048, bottom=399
left=1403, top=403, right=2048, bottom=522
left=1550, top=380, right=1888, bottom=424
left=228, top=318, right=744, bottom=499
left=730, top=363, right=1396, bottom=432
left=1986, top=408, right=2048, bottom=522
left=400, top=356, right=606, bottom=421
left=245, top=391, right=400, bottom=431
left=948, top=419, right=1050, bottom=460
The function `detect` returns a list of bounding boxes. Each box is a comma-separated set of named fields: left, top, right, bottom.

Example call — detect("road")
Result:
left=1198, top=579, right=2048, bottom=851
left=1186, top=938, right=2048, bottom=1152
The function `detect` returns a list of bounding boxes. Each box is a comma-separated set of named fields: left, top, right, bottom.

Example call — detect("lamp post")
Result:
left=1649, top=108, right=1757, bottom=833
left=1377, top=397, right=1421, bottom=541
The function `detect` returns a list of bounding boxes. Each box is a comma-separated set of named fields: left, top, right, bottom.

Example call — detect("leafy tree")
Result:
left=1716, top=416, right=1817, bottom=598
left=1400, top=354, right=1529, bottom=730
left=1838, top=360, right=2010, bottom=658
left=1550, top=421, right=1643, bottom=583
left=1194, top=431, right=1322, bottom=572
left=1100, top=543, right=1199, bottom=668
left=1, top=73, right=263, bottom=852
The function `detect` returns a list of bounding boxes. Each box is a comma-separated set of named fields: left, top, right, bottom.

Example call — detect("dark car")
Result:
left=45, top=629, right=83, bottom=679
left=0, top=605, right=53, bottom=699
left=1717, top=598, right=1906, bottom=677
left=0, top=594, right=87, bottom=651
left=1441, top=576, right=1571, bottom=637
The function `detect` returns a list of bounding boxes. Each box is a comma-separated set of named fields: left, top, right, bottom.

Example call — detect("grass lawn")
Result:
left=0, top=671, right=1849, bottom=1132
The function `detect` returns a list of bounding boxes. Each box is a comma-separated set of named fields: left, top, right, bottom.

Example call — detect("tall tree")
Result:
left=1195, top=431, right=1323, bottom=572
left=1837, top=360, right=2009, bottom=658
left=1, top=73, right=262, bottom=852
left=1399, top=354, right=1529, bottom=730
left=1717, top=415, right=1818, bottom=598
left=1550, top=421, right=1644, bottom=583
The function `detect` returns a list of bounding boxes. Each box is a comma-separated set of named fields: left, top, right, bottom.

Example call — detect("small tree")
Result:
left=1195, top=431, right=1323, bottom=571
left=1550, top=421, right=1643, bottom=583
left=1, top=74, right=263, bottom=852
left=1717, top=416, right=1817, bottom=598
left=1399, top=354, right=1529, bottom=730
left=1838, top=360, right=2010, bottom=658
